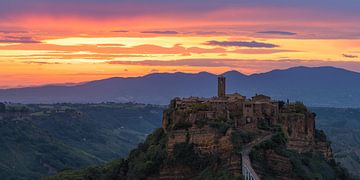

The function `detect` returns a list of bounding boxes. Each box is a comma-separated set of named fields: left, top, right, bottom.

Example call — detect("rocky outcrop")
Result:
left=158, top=165, right=196, bottom=180
left=252, top=149, right=292, bottom=180
left=314, top=139, right=333, bottom=160
left=161, top=125, right=241, bottom=178
left=277, top=112, right=315, bottom=152
left=166, top=126, right=233, bottom=156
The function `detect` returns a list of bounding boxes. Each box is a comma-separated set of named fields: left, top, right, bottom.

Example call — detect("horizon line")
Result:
left=0, top=65, right=356, bottom=90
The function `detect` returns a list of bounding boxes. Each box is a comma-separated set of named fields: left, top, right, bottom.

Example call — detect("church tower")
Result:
left=218, top=76, right=226, bottom=98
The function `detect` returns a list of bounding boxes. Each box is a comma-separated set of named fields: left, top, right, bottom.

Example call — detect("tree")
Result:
left=0, top=103, right=5, bottom=113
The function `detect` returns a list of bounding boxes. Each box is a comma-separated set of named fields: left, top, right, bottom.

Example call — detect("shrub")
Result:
left=173, top=121, right=193, bottom=130
left=126, top=128, right=167, bottom=179
left=271, top=131, right=287, bottom=145
left=209, top=121, right=230, bottom=135
left=0, top=103, right=5, bottom=113
left=195, top=119, right=207, bottom=128
left=172, top=143, right=209, bottom=171
left=294, top=101, right=308, bottom=113
left=190, top=104, right=209, bottom=112
left=315, top=129, right=327, bottom=142
left=258, top=120, right=270, bottom=130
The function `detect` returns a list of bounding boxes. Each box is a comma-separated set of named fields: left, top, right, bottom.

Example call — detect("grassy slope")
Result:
left=311, top=107, right=360, bottom=177
left=0, top=118, right=99, bottom=180
left=0, top=103, right=163, bottom=180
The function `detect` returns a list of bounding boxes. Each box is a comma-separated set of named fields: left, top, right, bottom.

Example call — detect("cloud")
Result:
left=96, top=43, right=125, bottom=47
left=23, top=61, right=61, bottom=65
left=206, top=40, right=279, bottom=48
left=0, top=43, right=227, bottom=55
left=194, top=31, right=227, bottom=35
left=0, top=30, right=28, bottom=34
left=108, top=59, right=232, bottom=67
left=234, top=49, right=298, bottom=54
left=151, top=69, right=159, bottom=73
left=343, top=54, right=358, bottom=58
left=256, top=31, right=297, bottom=35
left=0, top=36, right=40, bottom=43
left=111, top=30, right=129, bottom=33
left=141, top=30, right=179, bottom=35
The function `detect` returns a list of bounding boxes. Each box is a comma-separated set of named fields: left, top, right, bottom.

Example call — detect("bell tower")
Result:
left=218, top=76, right=226, bottom=98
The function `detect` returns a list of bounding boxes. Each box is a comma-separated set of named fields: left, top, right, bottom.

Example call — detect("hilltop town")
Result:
left=51, top=76, right=350, bottom=180
left=163, top=76, right=330, bottom=152
left=160, top=76, right=336, bottom=179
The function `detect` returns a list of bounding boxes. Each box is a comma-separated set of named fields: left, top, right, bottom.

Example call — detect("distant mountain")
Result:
left=1, top=66, right=360, bottom=107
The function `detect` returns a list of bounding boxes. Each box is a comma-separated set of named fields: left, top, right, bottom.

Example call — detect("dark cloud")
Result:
left=206, top=40, right=278, bottom=48
left=111, top=30, right=129, bottom=33
left=141, top=30, right=179, bottom=35
left=23, top=61, right=61, bottom=65
left=96, top=43, right=125, bottom=47
left=256, top=31, right=297, bottom=35
left=343, top=54, right=358, bottom=58
left=0, top=36, right=40, bottom=43
left=234, top=49, right=298, bottom=54
left=0, top=30, right=28, bottom=34
left=194, top=31, right=227, bottom=35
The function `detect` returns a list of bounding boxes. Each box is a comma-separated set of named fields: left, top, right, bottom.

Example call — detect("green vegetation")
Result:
left=257, top=119, right=271, bottom=130
left=0, top=102, right=5, bottom=112
left=250, top=126, right=351, bottom=179
left=0, top=103, right=164, bottom=180
left=315, top=129, right=328, bottom=142
left=0, top=118, right=99, bottom=180
left=172, top=143, right=210, bottom=171
left=231, top=130, right=258, bottom=153
left=198, top=168, right=244, bottom=180
left=294, top=101, right=308, bottom=113
left=311, top=107, right=360, bottom=178
left=1, top=102, right=359, bottom=179
left=194, top=119, right=207, bottom=128
left=173, top=121, right=193, bottom=130
left=208, top=121, right=231, bottom=135
left=189, top=104, right=209, bottom=112
left=50, top=128, right=167, bottom=179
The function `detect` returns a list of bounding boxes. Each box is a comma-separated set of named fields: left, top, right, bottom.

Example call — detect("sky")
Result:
left=1, top=0, right=360, bottom=88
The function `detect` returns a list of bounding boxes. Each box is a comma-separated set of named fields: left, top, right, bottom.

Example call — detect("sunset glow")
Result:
left=1, top=0, right=360, bottom=87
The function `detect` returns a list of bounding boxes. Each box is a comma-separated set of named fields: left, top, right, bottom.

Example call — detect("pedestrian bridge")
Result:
left=242, top=154, right=260, bottom=180
left=240, top=132, right=272, bottom=180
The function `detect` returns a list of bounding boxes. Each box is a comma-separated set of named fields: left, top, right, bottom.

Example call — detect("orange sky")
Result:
left=0, top=1, right=360, bottom=88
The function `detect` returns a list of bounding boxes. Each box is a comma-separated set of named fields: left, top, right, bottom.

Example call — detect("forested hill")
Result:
left=1, top=103, right=360, bottom=179
left=0, top=103, right=163, bottom=179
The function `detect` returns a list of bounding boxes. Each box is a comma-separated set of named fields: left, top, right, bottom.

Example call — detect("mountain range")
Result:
left=1, top=66, right=360, bottom=107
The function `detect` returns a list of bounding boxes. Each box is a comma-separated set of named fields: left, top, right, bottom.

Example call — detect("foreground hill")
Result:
left=50, top=97, right=351, bottom=179
left=0, top=102, right=359, bottom=179
left=0, top=103, right=163, bottom=179
left=1, top=66, right=360, bottom=107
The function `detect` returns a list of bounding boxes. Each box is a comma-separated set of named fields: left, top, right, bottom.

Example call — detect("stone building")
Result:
left=164, top=76, right=280, bottom=130
left=163, top=76, right=317, bottom=152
